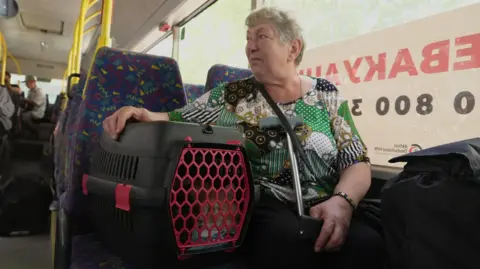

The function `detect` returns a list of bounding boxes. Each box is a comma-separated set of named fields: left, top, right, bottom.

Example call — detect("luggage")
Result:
left=82, top=121, right=255, bottom=268
left=0, top=174, right=53, bottom=236
left=382, top=137, right=480, bottom=269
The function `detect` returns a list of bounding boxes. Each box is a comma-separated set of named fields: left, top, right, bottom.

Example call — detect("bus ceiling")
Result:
left=1, top=0, right=213, bottom=79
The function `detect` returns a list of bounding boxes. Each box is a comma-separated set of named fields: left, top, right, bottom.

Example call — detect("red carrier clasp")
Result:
left=115, top=184, right=132, bottom=211
left=82, top=174, right=89, bottom=195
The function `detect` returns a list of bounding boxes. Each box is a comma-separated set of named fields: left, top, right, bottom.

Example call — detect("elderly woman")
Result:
left=103, top=7, right=385, bottom=269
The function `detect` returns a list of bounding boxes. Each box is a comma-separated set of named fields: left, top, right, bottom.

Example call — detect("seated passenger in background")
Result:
left=21, top=75, right=46, bottom=137
left=0, top=85, right=15, bottom=137
left=3, top=71, right=22, bottom=95
left=103, top=7, right=385, bottom=269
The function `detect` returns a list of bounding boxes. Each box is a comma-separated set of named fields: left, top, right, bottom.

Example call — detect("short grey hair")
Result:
left=245, top=7, right=305, bottom=65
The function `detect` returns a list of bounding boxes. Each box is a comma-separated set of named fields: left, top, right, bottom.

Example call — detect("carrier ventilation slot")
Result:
left=97, top=196, right=134, bottom=232
left=96, top=147, right=139, bottom=181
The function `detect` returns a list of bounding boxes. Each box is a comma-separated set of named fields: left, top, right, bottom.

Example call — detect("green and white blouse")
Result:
left=169, top=77, right=369, bottom=205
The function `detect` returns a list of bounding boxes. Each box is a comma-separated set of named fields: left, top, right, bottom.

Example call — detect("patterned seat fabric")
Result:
left=64, top=47, right=186, bottom=268
left=184, top=84, right=205, bottom=103
left=204, top=64, right=252, bottom=92
left=53, top=89, right=74, bottom=193
left=56, top=74, right=87, bottom=201
left=51, top=93, right=65, bottom=123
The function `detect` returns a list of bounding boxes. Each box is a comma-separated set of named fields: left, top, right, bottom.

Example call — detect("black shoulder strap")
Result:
left=255, top=81, right=309, bottom=165
left=253, top=79, right=333, bottom=189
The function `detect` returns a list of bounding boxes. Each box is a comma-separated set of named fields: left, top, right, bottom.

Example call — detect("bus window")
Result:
left=178, top=0, right=250, bottom=84
left=9, top=73, right=63, bottom=103
left=264, top=0, right=480, bottom=49
left=265, top=0, right=480, bottom=167
left=147, top=34, right=174, bottom=57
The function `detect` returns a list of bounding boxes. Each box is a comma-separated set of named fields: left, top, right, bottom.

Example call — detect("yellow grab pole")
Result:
left=74, top=0, right=89, bottom=74
left=67, top=49, right=73, bottom=77
left=7, top=52, right=21, bottom=74
left=84, top=11, right=101, bottom=25
left=72, top=20, right=80, bottom=74
left=83, top=25, right=99, bottom=36
left=0, top=33, right=7, bottom=85
left=61, top=69, right=68, bottom=94
left=87, top=0, right=99, bottom=10
left=96, top=0, right=113, bottom=50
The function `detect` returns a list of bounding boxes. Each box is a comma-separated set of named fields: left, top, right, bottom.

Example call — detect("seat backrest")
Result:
left=56, top=74, right=88, bottom=199
left=184, top=84, right=205, bottom=103
left=62, top=47, right=186, bottom=214
left=204, top=64, right=252, bottom=92
left=53, top=91, right=72, bottom=192
left=7, top=91, right=22, bottom=136
left=40, top=94, right=54, bottom=122
left=51, top=93, right=64, bottom=123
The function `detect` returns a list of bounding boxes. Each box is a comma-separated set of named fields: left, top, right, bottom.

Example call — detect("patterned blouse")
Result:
left=169, top=77, right=369, bottom=205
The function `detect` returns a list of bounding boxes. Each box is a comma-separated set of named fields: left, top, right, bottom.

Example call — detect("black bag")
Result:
left=0, top=174, right=53, bottom=236
left=382, top=137, right=480, bottom=269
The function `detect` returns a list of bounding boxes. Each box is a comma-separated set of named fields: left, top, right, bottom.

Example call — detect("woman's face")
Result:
left=246, top=23, right=300, bottom=82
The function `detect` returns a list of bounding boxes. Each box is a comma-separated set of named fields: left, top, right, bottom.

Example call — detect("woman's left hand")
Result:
left=309, top=196, right=354, bottom=252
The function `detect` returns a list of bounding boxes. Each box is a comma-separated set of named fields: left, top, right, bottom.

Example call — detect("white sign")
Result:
left=299, top=4, right=480, bottom=167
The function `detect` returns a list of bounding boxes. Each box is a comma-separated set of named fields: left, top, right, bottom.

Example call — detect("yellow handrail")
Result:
left=0, top=32, right=7, bottom=85
left=59, top=0, right=112, bottom=98
left=84, top=25, right=100, bottom=36
left=74, top=0, right=89, bottom=74
left=7, top=52, right=21, bottom=74
left=87, top=0, right=99, bottom=10
left=85, top=11, right=101, bottom=25
left=72, top=22, right=79, bottom=76
left=60, top=69, right=69, bottom=111
left=68, top=49, right=74, bottom=78
left=97, top=0, right=113, bottom=50
left=67, top=0, right=101, bottom=83
left=61, top=69, right=68, bottom=94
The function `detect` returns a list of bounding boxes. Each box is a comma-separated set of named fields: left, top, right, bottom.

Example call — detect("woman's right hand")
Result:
left=103, top=106, right=167, bottom=139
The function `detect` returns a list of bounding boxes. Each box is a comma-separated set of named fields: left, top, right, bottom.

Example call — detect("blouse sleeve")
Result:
left=168, top=84, right=226, bottom=124
left=317, top=79, right=370, bottom=171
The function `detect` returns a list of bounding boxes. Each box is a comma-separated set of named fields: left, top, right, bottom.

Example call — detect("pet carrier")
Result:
left=82, top=121, right=254, bottom=268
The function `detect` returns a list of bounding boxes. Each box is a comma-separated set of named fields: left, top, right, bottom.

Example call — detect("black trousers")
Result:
left=0, top=124, right=6, bottom=138
left=240, top=194, right=386, bottom=269
left=0, top=124, right=10, bottom=179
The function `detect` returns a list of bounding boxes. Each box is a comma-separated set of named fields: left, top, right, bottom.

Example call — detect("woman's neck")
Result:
left=264, top=74, right=307, bottom=103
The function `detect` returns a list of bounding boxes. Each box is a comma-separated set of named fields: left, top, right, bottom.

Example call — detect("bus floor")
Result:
left=0, top=234, right=51, bottom=269
left=0, top=140, right=53, bottom=269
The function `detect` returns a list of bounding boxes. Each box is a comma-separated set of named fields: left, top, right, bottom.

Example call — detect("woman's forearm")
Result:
left=145, top=109, right=170, bottom=121
left=334, top=162, right=371, bottom=205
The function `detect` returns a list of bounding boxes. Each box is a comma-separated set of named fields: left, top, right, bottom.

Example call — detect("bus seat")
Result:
left=53, top=96, right=73, bottom=188
left=184, top=83, right=205, bottom=103
left=63, top=48, right=186, bottom=213
left=63, top=47, right=186, bottom=269
left=54, top=74, right=87, bottom=143
left=56, top=79, right=87, bottom=203
left=39, top=94, right=54, bottom=123
left=204, top=64, right=252, bottom=92
left=365, top=165, right=401, bottom=199
left=51, top=93, right=64, bottom=123
left=54, top=86, right=75, bottom=180
left=54, top=100, right=71, bottom=192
